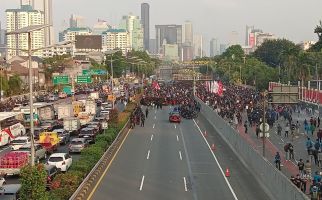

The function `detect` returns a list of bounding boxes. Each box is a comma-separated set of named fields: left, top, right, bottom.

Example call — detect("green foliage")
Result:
left=222, top=45, right=245, bottom=61
left=20, top=164, right=48, bottom=200
left=8, top=74, right=23, bottom=95
left=108, top=109, right=119, bottom=127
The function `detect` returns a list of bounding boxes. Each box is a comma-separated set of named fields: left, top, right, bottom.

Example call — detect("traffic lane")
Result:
left=140, top=107, right=192, bottom=200
left=179, top=118, right=237, bottom=200
left=194, top=114, right=272, bottom=200
left=91, top=108, right=154, bottom=200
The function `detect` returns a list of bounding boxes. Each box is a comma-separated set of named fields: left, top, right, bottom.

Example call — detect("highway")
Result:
left=88, top=106, right=272, bottom=200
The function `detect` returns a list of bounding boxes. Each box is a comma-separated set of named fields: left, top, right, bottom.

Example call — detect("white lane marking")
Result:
left=193, top=119, right=239, bottom=200
left=281, top=138, right=284, bottom=143
left=176, top=135, right=179, bottom=142
left=139, top=175, right=145, bottom=191
left=155, top=110, right=156, bottom=114
left=183, top=177, right=188, bottom=191
left=147, top=150, right=150, bottom=160
left=179, top=151, right=182, bottom=160
left=154, top=116, right=156, bottom=119
left=174, top=124, right=177, bottom=129
left=153, top=124, right=155, bottom=129
left=151, top=134, right=154, bottom=141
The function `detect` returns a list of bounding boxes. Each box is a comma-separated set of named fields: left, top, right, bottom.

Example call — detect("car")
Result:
left=52, top=129, right=70, bottom=145
left=47, top=153, right=72, bottom=172
left=37, top=95, right=46, bottom=102
left=17, top=143, right=47, bottom=162
left=88, top=121, right=102, bottom=133
left=169, top=112, right=181, bottom=123
left=34, top=127, right=45, bottom=140
left=79, top=127, right=96, bottom=143
left=40, top=120, right=60, bottom=131
left=45, top=164, right=58, bottom=189
left=68, top=138, right=89, bottom=153
left=47, top=95, right=58, bottom=102
left=10, top=136, right=31, bottom=150
left=58, top=92, right=67, bottom=99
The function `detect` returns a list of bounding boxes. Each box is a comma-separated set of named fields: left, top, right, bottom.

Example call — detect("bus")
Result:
left=0, top=112, right=26, bottom=147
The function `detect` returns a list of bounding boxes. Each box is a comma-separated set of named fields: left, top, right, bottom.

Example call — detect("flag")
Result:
left=218, top=81, right=224, bottom=96
left=152, top=81, right=160, bottom=90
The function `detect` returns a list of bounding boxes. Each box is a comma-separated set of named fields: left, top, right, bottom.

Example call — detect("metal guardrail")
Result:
left=196, top=98, right=309, bottom=200
left=69, top=120, right=130, bottom=200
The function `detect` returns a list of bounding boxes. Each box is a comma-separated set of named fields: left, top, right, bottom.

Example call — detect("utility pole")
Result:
left=28, top=32, right=35, bottom=166
left=262, top=91, right=267, bottom=157
left=193, top=62, right=196, bottom=97
left=110, top=55, right=114, bottom=109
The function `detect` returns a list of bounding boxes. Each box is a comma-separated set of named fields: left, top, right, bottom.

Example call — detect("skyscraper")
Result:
left=193, top=34, right=203, bottom=58
left=229, top=31, right=239, bottom=46
left=70, top=14, right=85, bottom=28
left=93, top=19, right=111, bottom=35
left=6, top=5, right=45, bottom=59
left=210, top=38, right=218, bottom=57
left=43, top=0, right=54, bottom=45
left=155, top=25, right=182, bottom=54
left=183, top=21, right=193, bottom=46
left=141, top=3, right=150, bottom=51
left=245, top=25, right=254, bottom=46
left=20, top=0, right=35, bottom=8
left=120, top=14, right=144, bottom=51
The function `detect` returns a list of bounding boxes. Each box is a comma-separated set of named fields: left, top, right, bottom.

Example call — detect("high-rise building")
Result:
left=59, top=27, right=92, bottom=42
left=70, top=14, right=85, bottom=28
left=229, top=31, right=238, bottom=46
left=155, top=25, right=182, bottom=54
left=20, top=0, right=35, bottom=8
left=43, top=0, right=54, bottom=45
left=93, top=19, right=111, bottom=35
left=149, top=39, right=157, bottom=54
left=220, top=44, right=227, bottom=55
left=193, top=34, right=203, bottom=58
left=120, top=14, right=144, bottom=51
left=6, top=5, right=45, bottom=59
left=141, top=3, right=150, bottom=51
left=210, top=38, right=218, bottom=57
left=245, top=25, right=254, bottom=46
left=0, top=21, right=5, bottom=45
left=102, top=29, right=131, bottom=55
left=183, top=21, right=193, bottom=46
left=255, top=32, right=275, bottom=47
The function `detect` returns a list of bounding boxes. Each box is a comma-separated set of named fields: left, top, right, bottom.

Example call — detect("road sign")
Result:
left=53, top=75, right=69, bottom=85
left=63, top=86, right=72, bottom=95
left=259, top=123, right=270, bottom=132
left=82, top=69, right=107, bottom=75
left=76, top=75, right=92, bottom=84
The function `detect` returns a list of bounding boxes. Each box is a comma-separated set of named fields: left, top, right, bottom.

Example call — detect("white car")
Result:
left=10, top=136, right=31, bottom=150
left=47, top=153, right=72, bottom=172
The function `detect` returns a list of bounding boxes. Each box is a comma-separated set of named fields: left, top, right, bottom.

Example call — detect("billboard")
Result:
left=249, top=33, right=255, bottom=47
left=75, top=35, right=102, bottom=49
left=270, top=85, right=299, bottom=104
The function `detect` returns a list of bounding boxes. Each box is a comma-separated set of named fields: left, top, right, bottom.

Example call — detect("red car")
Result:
left=169, top=112, right=181, bottom=123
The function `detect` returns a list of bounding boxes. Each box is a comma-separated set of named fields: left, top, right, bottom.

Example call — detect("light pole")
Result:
left=6, top=25, right=73, bottom=166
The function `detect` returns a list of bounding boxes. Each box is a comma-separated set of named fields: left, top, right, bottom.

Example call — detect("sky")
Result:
left=1, top=0, right=322, bottom=54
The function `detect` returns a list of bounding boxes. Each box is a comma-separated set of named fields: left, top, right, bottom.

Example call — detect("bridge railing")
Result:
left=196, top=98, right=309, bottom=200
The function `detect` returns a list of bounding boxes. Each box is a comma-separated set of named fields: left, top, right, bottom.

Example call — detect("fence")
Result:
left=197, top=98, right=309, bottom=200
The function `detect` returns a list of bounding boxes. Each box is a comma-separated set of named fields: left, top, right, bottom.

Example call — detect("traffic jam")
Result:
left=0, top=82, right=130, bottom=188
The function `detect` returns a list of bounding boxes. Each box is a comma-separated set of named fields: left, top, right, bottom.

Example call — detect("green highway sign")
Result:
left=82, top=69, right=107, bottom=75
left=63, top=86, right=72, bottom=95
left=77, top=75, right=92, bottom=84
left=53, top=75, right=69, bottom=85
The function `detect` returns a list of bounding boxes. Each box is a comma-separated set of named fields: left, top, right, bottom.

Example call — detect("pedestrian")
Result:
left=275, top=152, right=281, bottom=170
left=313, top=149, right=319, bottom=166
left=285, top=123, right=290, bottom=138
left=296, top=121, right=300, bottom=134
left=307, top=137, right=314, bottom=156
left=311, top=123, right=316, bottom=136
left=284, top=143, right=290, bottom=161
left=244, top=120, right=248, bottom=134
left=318, top=129, right=322, bottom=143
left=304, top=119, right=309, bottom=135
left=318, top=117, right=320, bottom=127
left=318, top=151, right=322, bottom=168
left=256, top=125, right=260, bottom=138
left=145, top=107, right=149, bottom=118
left=310, top=181, right=319, bottom=200
left=298, top=159, right=305, bottom=176
left=315, top=139, right=321, bottom=151
left=141, top=114, right=145, bottom=127
left=305, top=160, right=312, bottom=178
left=289, top=143, right=294, bottom=160
left=277, top=123, right=282, bottom=136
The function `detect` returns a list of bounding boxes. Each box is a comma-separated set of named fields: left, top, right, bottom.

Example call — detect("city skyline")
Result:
left=1, top=0, right=322, bottom=47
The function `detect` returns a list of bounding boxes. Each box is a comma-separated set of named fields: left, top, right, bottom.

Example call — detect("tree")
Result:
left=254, top=39, right=299, bottom=67
left=222, top=45, right=245, bottom=61
left=310, top=20, right=322, bottom=52
left=20, top=164, right=48, bottom=200
left=7, top=74, right=23, bottom=95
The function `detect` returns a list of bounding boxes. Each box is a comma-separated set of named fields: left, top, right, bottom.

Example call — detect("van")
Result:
left=0, top=184, right=21, bottom=200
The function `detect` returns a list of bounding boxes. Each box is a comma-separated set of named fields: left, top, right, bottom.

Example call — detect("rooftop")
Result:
left=102, top=29, right=127, bottom=34
left=6, top=5, right=43, bottom=13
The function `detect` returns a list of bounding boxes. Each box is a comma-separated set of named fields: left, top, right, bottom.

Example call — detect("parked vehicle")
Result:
left=0, top=152, right=29, bottom=176
left=47, top=153, right=72, bottom=172
left=57, top=104, right=73, bottom=120
left=68, top=138, right=89, bottom=153
left=79, top=127, right=96, bottom=143
left=52, top=129, right=70, bottom=145
left=16, top=143, right=47, bottom=163
left=45, top=164, right=58, bottom=189
left=63, top=117, right=81, bottom=135
left=10, top=136, right=30, bottom=150
left=38, top=132, right=60, bottom=154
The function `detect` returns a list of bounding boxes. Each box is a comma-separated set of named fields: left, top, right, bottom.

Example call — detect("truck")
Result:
left=63, top=117, right=81, bottom=135
left=37, top=132, right=60, bottom=154
left=77, top=112, right=94, bottom=126
left=90, top=92, right=99, bottom=100
left=85, top=99, right=97, bottom=116
left=57, top=104, right=73, bottom=119
left=0, top=152, right=29, bottom=176
left=72, top=101, right=84, bottom=117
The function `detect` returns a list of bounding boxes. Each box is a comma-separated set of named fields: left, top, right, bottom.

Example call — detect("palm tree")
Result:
left=314, top=20, right=322, bottom=41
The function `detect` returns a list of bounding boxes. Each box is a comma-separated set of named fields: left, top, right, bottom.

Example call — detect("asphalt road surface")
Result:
left=88, top=106, right=272, bottom=200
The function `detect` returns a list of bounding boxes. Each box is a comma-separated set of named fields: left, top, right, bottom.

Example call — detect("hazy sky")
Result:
left=1, top=0, right=322, bottom=53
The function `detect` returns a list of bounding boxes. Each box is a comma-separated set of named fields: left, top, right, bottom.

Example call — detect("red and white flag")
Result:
left=152, top=81, right=160, bottom=90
